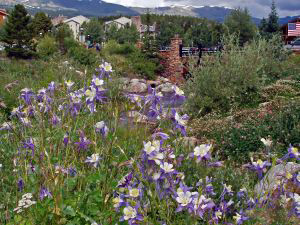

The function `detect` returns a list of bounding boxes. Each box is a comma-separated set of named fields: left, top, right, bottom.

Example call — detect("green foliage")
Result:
left=83, top=18, right=104, bottom=43
left=30, top=12, right=52, bottom=38
left=106, top=23, right=139, bottom=44
left=215, top=101, right=300, bottom=161
left=185, top=35, right=290, bottom=116
left=36, top=35, right=58, bottom=59
left=224, top=8, right=257, bottom=45
left=68, top=45, right=98, bottom=66
left=54, top=23, right=73, bottom=54
left=266, top=0, right=280, bottom=34
left=0, top=4, right=34, bottom=58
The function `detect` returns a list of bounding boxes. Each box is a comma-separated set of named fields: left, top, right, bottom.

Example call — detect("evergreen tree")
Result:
left=266, top=0, right=279, bottom=34
left=54, top=23, right=73, bottom=54
left=259, top=17, right=268, bottom=36
left=83, top=18, right=104, bottom=43
left=31, top=12, right=52, bottom=38
left=224, top=8, right=257, bottom=45
left=1, top=4, right=34, bottom=58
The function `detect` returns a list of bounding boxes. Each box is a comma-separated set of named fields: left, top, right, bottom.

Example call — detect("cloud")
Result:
left=104, top=0, right=300, bottom=18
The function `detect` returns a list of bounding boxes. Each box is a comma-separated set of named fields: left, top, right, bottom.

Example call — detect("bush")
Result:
left=215, top=101, right=300, bottom=161
left=36, top=35, right=58, bottom=59
left=68, top=45, right=97, bottom=66
left=185, top=35, right=293, bottom=116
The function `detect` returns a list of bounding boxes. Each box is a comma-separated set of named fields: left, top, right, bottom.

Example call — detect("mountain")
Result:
left=279, top=15, right=300, bottom=25
left=0, top=0, right=138, bottom=17
left=131, top=5, right=261, bottom=24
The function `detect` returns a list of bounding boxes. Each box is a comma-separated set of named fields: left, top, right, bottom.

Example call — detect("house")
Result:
left=104, top=17, right=132, bottom=31
left=281, top=17, right=300, bottom=44
left=0, top=9, right=9, bottom=26
left=64, top=15, right=90, bottom=43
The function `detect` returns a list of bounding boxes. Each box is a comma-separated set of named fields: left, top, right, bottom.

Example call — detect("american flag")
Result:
left=288, top=23, right=300, bottom=36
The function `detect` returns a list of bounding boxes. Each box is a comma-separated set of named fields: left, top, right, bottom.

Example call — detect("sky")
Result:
left=103, top=0, right=300, bottom=18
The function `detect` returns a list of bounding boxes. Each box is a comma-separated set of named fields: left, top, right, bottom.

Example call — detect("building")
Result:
left=281, top=17, right=300, bottom=44
left=63, top=15, right=90, bottom=43
left=0, top=9, right=9, bottom=26
left=105, top=17, right=132, bottom=31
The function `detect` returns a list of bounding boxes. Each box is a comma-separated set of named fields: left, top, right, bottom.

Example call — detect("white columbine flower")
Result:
left=233, top=213, right=242, bottom=223
left=112, top=196, right=123, bottom=208
left=149, top=152, right=164, bottom=165
left=173, top=86, right=184, bottom=96
left=95, top=121, right=105, bottom=130
left=85, top=154, right=100, bottom=168
left=129, top=188, right=140, bottom=198
left=160, top=162, right=174, bottom=173
left=123, top=206, right=137, bottom=220
left=85, top=87, right=97, bottom=101
left=194, top=144, right=212, bottom=157
left=93, top=77, right=104, bottom=86
left=175, top=112, right=187, bottom=126
left=144, top=141, right=156, bottom=155
left=101, top=62, right=113, bottom=72
left=65, top=80, right=74, bottom=88
left=176, top=191, right=192, bottom=206
left=260, top=138, right=272, bottom=147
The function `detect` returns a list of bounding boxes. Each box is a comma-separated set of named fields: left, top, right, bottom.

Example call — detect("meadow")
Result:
left=0, top=36, right=300, bottom=225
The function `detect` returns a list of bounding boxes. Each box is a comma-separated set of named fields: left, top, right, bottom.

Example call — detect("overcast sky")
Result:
left=103, top=0, right=300, bottom=18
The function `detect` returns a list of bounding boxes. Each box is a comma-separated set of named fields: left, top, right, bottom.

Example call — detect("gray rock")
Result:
left=127, top=82, right=148, bottom=93
left=157, top=83, right=174, bottom=93
left=255, top=162, right=300, bottom=196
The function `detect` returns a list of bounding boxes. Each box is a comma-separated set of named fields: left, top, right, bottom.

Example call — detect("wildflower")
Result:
left=68, top=167, right=77, bottom=177
left=192, top=144, right=212, bottom=162
left=287, top=145, right=300, bottom=160
left=92, top=77, right=104, bottom=87
left=48, top=81, right=56, bottom=93
left=244, top=159, right=271, bottom=179
left=85, top=87, right=97, bottom=102
left=51, top=114, right=61, bottom=126
left=176, top=191, right=192, bottom=207
left=152, top=132, right=170, bottom=140
left=153, top=172, right=161, bottom=181
left=117, top=173, right=133, bottom=188
left=207, top=161, right=224, bottom=167
left=100, top=62, right=113, bottom=73
left=171, top=109, right=189, bottom=136
left=20, top=117, right=31, bottom=126
left=237, top=188, right=247, bottom=199
left=14, top=193, right=36, bottom=213
left=18, top=179, right=24, bottom=192
left=193, top=194, right=215, bottom=217
left=129, top=188, right=140, bottom=198
left=233, top=211, right=249, bottom=225
left=0, top=122, right=13, bottom=131
left=160, top=162, right=174, bottom=173
left=63, top=132, right=69, bottom=147
left=20, top=88, right=34, bottom=105
left=112, top=196, right=124, bottom=208
left=260, top=137, right=272, bottom=147
left=85, top=153, right=101, bottom=168
left=94, top=121, right=109, bottom=137
left=39, top=187, right=52, bottom=200
left=65, top=80, right=74, bottom=89
left=74, top=132, right=92, bottom=151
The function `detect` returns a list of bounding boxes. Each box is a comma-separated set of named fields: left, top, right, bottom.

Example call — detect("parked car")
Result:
left=285, top=38, right=300, bottom=51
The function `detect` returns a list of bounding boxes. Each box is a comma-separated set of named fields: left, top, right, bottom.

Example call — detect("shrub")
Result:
left=68, top=45, right=97, bottom=66
left=36, top=35, right=58, bottom=59
left=185, top=35, right=293, bottom=116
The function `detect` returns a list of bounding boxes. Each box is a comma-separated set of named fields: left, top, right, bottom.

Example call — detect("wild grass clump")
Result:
left=0, top=62, right=299, bottom=224
left=185, top=35, right=296, bottom=116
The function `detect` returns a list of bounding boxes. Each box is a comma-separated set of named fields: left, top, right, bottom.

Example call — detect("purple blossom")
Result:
left=94, top=121, right=109, bottom=137
left=190, top=144, right=212, bottom=162
left=20, top=88, right=34, bottom=105
left=48, top=81, right=56, bottom=93
left=152, top=132, right=170, bottom=140
left=22, top=138, right=35, bottom=157
left=51, top=114, right=61, bottom=126
left=18, top=179, right=24, bottom=192
left=117, top=172, right=133, bottom=188
left=120, top=204, right=143, bottom=224
left=74, top=132, right=92, bottom=151
left=85, top=153, right=101, bottom=168
left=39, top=187, right=52, bottom=200
left=233, top=211, right=249, bottom=225
left=244, top=159, right=271, bottom=179
left=63, top=132, right=69, bottom=147
left=171, top=109, right=189, bottom=136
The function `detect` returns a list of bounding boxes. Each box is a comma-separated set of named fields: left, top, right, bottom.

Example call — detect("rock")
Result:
left=174, top=137, right=200, bottom=148
left=119, top=77, right=131, bottom=85
left=157, top=83, right=174, bottom=94
left=131, top=78, right=146, bottom=84
left=156, top=77, right=169, bottom=83
left=255, top=162, right=300, bottom=196
left=127, top=81, right=148, bottom=93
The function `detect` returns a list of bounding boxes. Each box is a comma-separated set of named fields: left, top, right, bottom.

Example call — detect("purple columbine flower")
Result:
left=22, top=138, right=35, bottom=157
left=152, top=132, right=170, bottom=140
left=74, top=132, right=92, bottom=151
left=20, top=88, right=34, bottom=105
left=175, top=183, right=194, bottom=212
left=171, top=109, right=189, bottom=136
left=192, top=194, right=215, bottom=218
left=51, top=114, right=61, bottom=126
left=233, top=211, right=249, bottom=225
left=39, top=187, right=52, bottom=200
left=18, top=179, right=24, bottom=192
left=68, top=167, right=77, bottom=177
left=244, top=159, right=271, bottom=179
left=63, top=132, right=69, bottom=147
left=48, top=81, right=56, bottom=93
left=94, top=121, right=109, bottom=137
left=85, top=153, right=101, bottom=168
left=191, top=144, right=212, bottom=162
left=237, top=188, right=248, bottom=199
left=286, top=145, right=300, bottom=160
left=117, top=172, right=133, bottom=188
left=120, top=204, right=143, bottom=224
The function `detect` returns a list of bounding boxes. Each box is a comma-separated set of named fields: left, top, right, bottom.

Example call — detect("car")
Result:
left=285, top=38, right=300, bottom=51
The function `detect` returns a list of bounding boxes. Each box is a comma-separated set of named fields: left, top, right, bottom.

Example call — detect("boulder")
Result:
left=255, top=162, right=300, bottom=196
left=127, top=81, right=148, bottom=93
left=157, top=83, right=174, bottom=94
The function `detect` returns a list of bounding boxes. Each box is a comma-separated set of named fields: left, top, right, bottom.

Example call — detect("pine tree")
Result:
left=259, top=17, right=268, bottom=37
left=1, top=4, right=34, bottom=58
left=31, top=12, right=52, bottom=38
left=266, top=0, right=279, bottom=34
